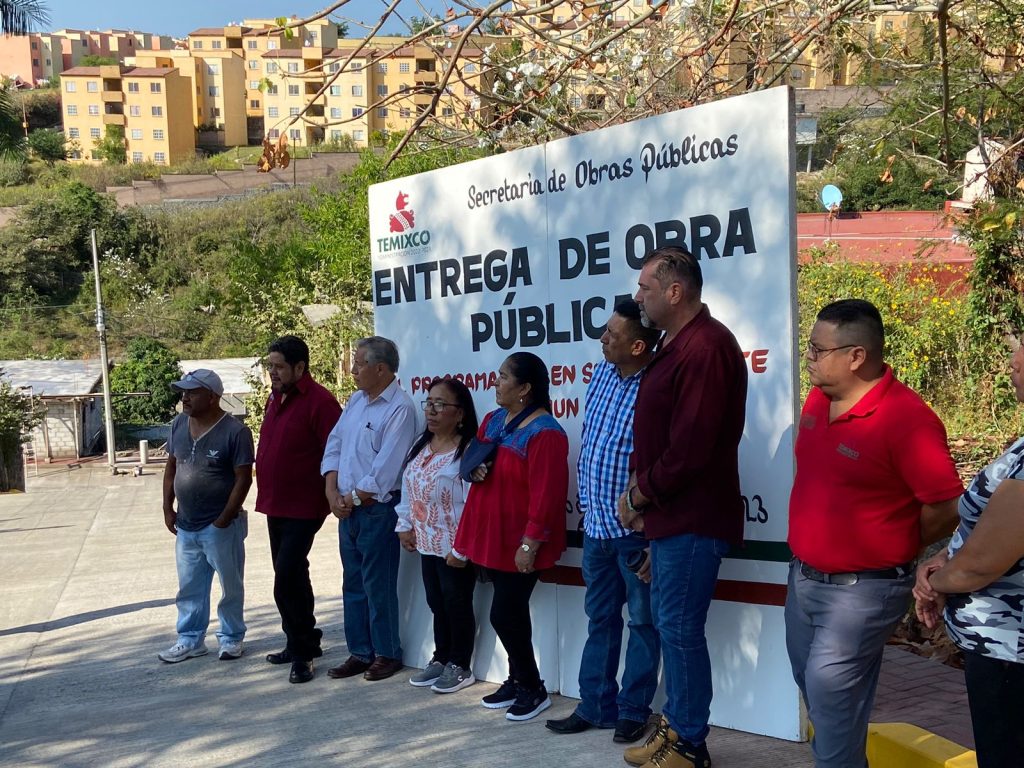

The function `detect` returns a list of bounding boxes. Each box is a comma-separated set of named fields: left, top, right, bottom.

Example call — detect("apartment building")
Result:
left=0, top=32, right=63, bottom=84
left=61, top=65, right=193, bottom=164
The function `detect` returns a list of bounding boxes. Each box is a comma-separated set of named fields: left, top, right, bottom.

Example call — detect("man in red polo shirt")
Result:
left=255, top=335, right=342, bottom=684
left=786, top=299, right=962, bottom=768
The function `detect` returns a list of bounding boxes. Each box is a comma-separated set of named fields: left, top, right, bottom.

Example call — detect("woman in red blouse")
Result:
left=451, top=351, right=569, bottom=722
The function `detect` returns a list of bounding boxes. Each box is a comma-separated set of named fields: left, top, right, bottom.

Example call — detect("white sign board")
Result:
left=371, top=86, right=801, bottom=740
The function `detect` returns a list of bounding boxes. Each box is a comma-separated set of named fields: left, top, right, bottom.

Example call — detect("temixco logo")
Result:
left=378, top=190, right=431, bottom=253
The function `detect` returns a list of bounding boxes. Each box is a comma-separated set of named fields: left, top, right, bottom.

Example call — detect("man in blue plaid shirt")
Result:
left=547, top=299, right=662, bottom=744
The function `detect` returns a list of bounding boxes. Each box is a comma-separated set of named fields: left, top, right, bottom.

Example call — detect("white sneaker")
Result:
left=219, top=640, right=244, bottom=660
left=158, top=641, right=208, bottom=663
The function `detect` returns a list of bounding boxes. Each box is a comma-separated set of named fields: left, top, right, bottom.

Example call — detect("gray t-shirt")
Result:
left=169, top=412, right=255, bottom=532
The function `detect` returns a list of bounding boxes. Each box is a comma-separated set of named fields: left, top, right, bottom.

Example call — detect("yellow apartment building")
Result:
left=61, top=65, right=193, bottom=164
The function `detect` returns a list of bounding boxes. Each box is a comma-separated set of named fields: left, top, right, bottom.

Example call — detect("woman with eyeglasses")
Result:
left=395, top=378, right=480, bottom=694
left=451, top=351, right=569, bottom=722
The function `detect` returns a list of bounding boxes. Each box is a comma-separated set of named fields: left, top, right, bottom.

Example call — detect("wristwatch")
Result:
left=520, top=542, right=533, bottom=554
left=350, top=490, right=362, bottom=507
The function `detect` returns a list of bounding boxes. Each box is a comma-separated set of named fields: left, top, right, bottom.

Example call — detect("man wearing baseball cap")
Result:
left=158, top=369, right=255, bottom=664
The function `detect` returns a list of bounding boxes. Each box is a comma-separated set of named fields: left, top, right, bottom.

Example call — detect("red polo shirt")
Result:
left=788, top=366, right=962, bottom=573
left=255, top=373, right=342, bottom=520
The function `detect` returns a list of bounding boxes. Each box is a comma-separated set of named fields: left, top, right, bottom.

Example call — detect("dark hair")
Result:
left=643, top=246, right=703, bottom=295
left=505, top=351, right=552, bottom=413
left=613, top=298, right=662, bottom=349
left=268, top=335, right=309, bottom=367
left=358, top=336, right=400, bottom=373
left=816, top=299, right=885, bottom=357
left=406, top=378, right=480, bottom=463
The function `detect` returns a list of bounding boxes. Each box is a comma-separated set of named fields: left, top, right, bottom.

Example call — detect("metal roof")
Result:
left=177, top=358, right=262, bottom=395
left=0, top=360, right=103, bottom=397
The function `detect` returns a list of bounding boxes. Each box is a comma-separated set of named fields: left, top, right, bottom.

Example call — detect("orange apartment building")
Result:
left=61, top=65, right=193, bottom=164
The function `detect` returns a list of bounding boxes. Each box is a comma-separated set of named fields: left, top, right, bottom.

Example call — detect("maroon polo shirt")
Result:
left=789, top=366, right=962, bottom=572
left=255, top=373, right=342, bottom=519
left=632, top=305, right=748, bottom=544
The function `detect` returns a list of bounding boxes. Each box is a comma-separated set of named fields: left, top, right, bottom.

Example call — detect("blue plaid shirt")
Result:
left=578, top=359, right=643, bottom=539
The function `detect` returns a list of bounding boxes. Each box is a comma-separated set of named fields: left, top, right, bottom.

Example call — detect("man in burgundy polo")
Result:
left=786, top=299, right=962, bottom=768
left=617, top=246, right=747, bottom=768
left=256, top=335, right=342, bottom=684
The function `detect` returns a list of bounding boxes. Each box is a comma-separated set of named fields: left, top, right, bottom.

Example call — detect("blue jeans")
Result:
left=650, top=532, right=728, bottom=746
left=338, top=499, right=402, bottom=661
left=174, top=515, right=247, bottom=645
left=576, top=533, right=660, bottom=727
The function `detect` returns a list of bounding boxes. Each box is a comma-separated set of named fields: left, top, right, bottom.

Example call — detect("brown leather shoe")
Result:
left=363, top=656, right=404, bottom=681
left=327, top=656, right=371, bottom=679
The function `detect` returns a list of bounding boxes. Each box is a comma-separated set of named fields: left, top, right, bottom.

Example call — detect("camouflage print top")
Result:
left=945, top=436, right=1024, bottom=663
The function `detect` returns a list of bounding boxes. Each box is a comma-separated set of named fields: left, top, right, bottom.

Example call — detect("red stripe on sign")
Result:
left=539, top=567, right=787, bottom=607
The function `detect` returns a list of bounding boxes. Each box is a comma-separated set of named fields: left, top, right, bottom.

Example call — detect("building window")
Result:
left=884, top=19, right=894, bottom=30
left=268, top=129, right=279, bottom=139
left=266, top=84, right=278, bottom=95
left=127, top=82, right=139, bottom=92
left=289, top=107, right=300, bottom=116
left=130, top=128, right=142, bottom=139
left=465, top=63, right=476, bottom=73
left=377, top=107, right=387, bottom=117
left=399, top=83, right=408, bottom=92
left=377, top=84, right=388, bottom=97
left=132, top=151, right=143, bottom=162
left=288, top=84, right=300, bottom=96
left=30, top=40, right=37, bottom=49
left=212, top=40, right=222, bottom=49
left=208, top=86, right=220, bottom=96
left=267, top=40, right=278, bottom=50
left=250, top=80, right=260, bottom=90
left=151, top=106, right=163, bottom=116
left=150, top=82, right=161, bottom=93
left=267, top=62, right=278, bottom=74
left=330, top=107, right=341, bottom=118
left=87, top=81, right=98, bottom=92
left=399, top=107, right=410, bottom=118
left=352, top=107, right=363, bottom=117
left=129, top=105, right=140, bottom=116
left=153, top=129, right=165, bottom=140
left=69, top=150, right=82, bottom=159
left=250, top=99, right=260, bottom=108
left=248, top=60, right=259, bottom=70
left=287, top=62, right=299, bottom=73
left=442, top=107, right=454, bottom=117
left=399, top=62, right=410, bottom=73
left=327, top=62, right=340, bottom=73
left=90, top=127, right=101, bottom=138
left=207, top=63, right=219, bottom=75
left=351, top=60, right=362, bottom=71
left=65, top=81, right=76, bottom=92
left=353, top=129, right=365, bottom=141
left=329, top=85, right=341, bottom=96
left=247, top=40, right=258, bottom=49
left=351, top=85, right=363, bottom=96
left=88, top=105, right=99, bottom=115
left=212, top=107, right=220, bottom=117
left=289, top=128, right=301, bottom=140
left=193, top=40, right=203, bottom=49
left=68, top=127, right=79, bottom=138
left=790, top=70, right=803, bottom=81
left=331, top=130, right=342, bottom=140
left=154, top=152, right=166, bottom=163
left=463, top=85, right=472, bottom=96
left=377, top=62, right=387, bottom=73
left=268, top=106, right=279, bottom=118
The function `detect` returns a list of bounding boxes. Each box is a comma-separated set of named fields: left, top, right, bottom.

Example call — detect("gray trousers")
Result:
left=784, top=559, right=913, bottom=768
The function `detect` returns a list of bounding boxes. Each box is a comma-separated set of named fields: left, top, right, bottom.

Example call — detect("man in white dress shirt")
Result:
left=321, top=336, right=418, bottom=682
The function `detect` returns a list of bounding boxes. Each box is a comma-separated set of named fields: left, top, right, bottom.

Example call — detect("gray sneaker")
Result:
left=431, top=663, right=476, bottom=694
left=158, top=641, right=208, bottom=663
left=219, top=640, right=244, bottom=660
left=409, top=659, right=446, bottom=687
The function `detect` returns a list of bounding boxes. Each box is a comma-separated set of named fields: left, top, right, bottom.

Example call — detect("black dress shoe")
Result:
left=545, top=712, right=593, bottom=734
left=289, top=660, right=314, bottom=684
left=613, top=718, right=648, bottom=743
left=267, top=649, right=293, bottom=665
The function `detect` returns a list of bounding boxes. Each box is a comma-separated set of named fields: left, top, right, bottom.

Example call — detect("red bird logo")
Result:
left=389, top=191, right=415, bottom=233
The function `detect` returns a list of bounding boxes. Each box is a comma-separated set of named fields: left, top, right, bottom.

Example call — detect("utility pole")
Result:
left=91, top=229, right=117, bottom=474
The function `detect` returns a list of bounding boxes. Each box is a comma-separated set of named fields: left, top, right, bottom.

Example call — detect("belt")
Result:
left=798, top=560, right=913, bottom=586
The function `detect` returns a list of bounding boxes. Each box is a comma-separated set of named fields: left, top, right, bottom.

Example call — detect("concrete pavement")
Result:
left=1, top=460, right=815, bottom=767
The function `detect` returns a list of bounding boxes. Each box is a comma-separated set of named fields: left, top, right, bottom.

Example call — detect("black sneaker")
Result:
left=505, top=681, right=551, bottom=721
left=481, top=677, right=518, bottom=709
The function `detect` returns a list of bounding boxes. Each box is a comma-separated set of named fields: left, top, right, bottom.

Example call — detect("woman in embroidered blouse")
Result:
left=452, top=351, right=569, bottom=722
left=396, top=378, right=479, bottom=694
left=914, top=341, right=1024, bottom=768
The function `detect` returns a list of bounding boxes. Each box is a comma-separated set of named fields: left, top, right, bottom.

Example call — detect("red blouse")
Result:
left=454, top=409, right=569, bottom=572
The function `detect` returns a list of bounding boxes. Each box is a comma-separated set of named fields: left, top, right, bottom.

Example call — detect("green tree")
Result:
left=0, top=84, right=26, bottom=160
left=0, top=372, right=44, bottom=492
left=27, top=128, right=65, bottom=165
left=78, top=55, right=117, bottom=66
left=336, top=21, right=348, bottom=38
left=94, top=125, right=126, bottom=165
left=109, top=338, right=180, bottom=424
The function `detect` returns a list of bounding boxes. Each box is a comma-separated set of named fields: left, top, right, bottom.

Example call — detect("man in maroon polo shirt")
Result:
left=786, top=299, right=962, bottom=768
left=617, top=246, right=747, bottom=768
left=256, top=335, right=342, bottom=684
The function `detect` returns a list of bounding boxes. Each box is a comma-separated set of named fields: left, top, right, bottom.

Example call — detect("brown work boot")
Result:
left=638, top=740, right=711, bottom=768
left=624, top=716, right=678, bottom=766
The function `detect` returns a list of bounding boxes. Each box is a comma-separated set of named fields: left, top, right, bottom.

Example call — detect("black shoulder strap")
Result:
left=500, top=404, right=540, bottom=439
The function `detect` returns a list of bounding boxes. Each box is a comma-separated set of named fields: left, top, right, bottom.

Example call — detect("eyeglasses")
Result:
left=421, top=399, right=458, bottom=413
left=805, top=341, right=857, bottom=361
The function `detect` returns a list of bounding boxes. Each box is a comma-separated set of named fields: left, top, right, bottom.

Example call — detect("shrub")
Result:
left=109, top=338, right=180, bottom=424
left=0, top=158, right=28, bottom=186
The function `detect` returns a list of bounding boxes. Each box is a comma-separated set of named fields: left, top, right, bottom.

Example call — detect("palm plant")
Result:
left=1, top=0, right=48, bottom=35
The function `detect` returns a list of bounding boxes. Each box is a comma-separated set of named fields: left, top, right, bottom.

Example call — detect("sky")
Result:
left=45, top=0, right=447, bottom=39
